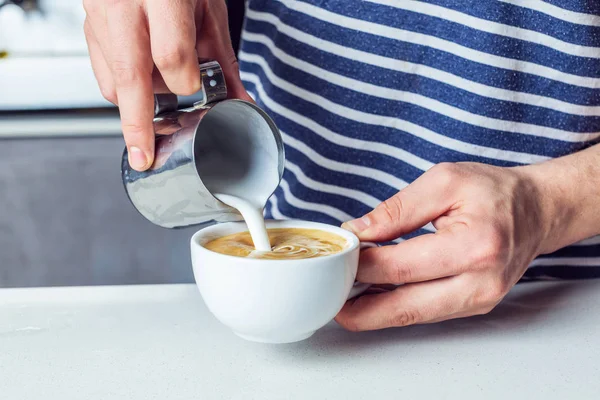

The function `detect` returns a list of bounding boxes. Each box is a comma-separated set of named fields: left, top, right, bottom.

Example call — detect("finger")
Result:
left=151, top=68, right=172, bottom=93
left=106, top=1, right=155, bottom=171
left=195, top=1, right=253, bottom=101
left=84, top=19, right=117, bottom=105
left=356, top=224, right=468, bottom=284
left=343, top=163, right=460, bottom=242
left=335, top=276, right=466, bottom=332
left=86, top=1, right=188, bottom=97
left=147, top=0, right=201, bottom=96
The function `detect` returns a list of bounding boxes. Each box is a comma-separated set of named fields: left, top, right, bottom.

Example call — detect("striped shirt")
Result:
left=238, top=0, right=600, bottom=279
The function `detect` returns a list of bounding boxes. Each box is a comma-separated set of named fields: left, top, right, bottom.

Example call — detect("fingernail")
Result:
left=343, top=215, right=371, bottom=234
left=129, top=146, right=148, bottom=170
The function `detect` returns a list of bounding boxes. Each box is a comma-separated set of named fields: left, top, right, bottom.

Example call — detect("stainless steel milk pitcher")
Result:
left=121, top=60, right=285, bottom=229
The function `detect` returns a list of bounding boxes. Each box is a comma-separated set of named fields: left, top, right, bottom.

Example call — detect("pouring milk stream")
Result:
left=213, top=194, right=271, bottom=251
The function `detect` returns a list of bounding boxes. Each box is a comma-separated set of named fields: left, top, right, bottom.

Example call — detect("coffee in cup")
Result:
left=204, top=228, right=348, bottom=260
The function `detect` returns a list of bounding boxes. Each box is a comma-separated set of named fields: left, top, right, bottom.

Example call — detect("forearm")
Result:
left=518, top=143, right=600, bottom=254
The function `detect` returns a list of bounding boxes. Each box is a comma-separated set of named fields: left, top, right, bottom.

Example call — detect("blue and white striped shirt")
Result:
left=238, top=0, right=600, bottom=279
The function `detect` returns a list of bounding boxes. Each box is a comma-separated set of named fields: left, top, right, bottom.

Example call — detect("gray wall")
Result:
left=0, top=136, right=197, bottom=288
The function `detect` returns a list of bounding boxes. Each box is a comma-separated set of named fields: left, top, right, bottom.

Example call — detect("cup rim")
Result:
left=190, top=219, right=360, bottom=264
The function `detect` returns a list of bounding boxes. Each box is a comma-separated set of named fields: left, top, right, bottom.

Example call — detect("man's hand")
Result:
left=83, top=0, right=250, bottom=171
left=336, top=161, right=576, bottom=331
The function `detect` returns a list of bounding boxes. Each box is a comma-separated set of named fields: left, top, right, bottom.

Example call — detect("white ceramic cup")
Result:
left=190, top=219, right=372, bottom=343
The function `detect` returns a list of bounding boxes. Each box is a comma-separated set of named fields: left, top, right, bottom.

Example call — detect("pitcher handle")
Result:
left=154, top=59, right=228, bottom=117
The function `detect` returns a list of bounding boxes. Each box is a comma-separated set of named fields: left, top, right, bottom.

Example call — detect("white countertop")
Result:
left=1, top=281, right=598, bottom=399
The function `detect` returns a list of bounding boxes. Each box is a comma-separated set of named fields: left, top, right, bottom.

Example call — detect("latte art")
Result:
left=204, top=228, right=348, bottom=260
left=252, top=234, right=345, bottom=260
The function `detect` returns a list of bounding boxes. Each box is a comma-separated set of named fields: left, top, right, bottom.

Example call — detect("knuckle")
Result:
left=111, top=61, right=139, bottom=86
left=390, top=263, right=412, bottom=284
left=471, top=277, right=509, bottom=308
left=429, top=162, right=459, bottom=188
left=469, top=228, right=507, bottom=267
left=390, top=308, right=420, bottom=327
left=379, top=195, right=404, bottom=223
left=154, top=47, right=187, bottom=71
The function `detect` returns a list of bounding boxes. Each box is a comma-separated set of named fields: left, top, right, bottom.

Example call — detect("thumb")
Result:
left=342, top=164, right=457, bottom=241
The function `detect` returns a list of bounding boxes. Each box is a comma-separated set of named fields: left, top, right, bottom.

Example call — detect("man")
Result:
left=84, top=0, right=600, bottom=331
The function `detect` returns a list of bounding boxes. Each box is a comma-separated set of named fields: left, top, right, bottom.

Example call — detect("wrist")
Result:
left=512, top=162, right=578, bottom=254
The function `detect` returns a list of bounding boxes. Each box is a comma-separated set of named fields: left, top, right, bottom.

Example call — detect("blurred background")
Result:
left=0, top=0, right=245, bottom=287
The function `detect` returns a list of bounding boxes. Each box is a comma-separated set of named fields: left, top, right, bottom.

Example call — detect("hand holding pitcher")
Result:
left=83, top=0, right=251, bottom=170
